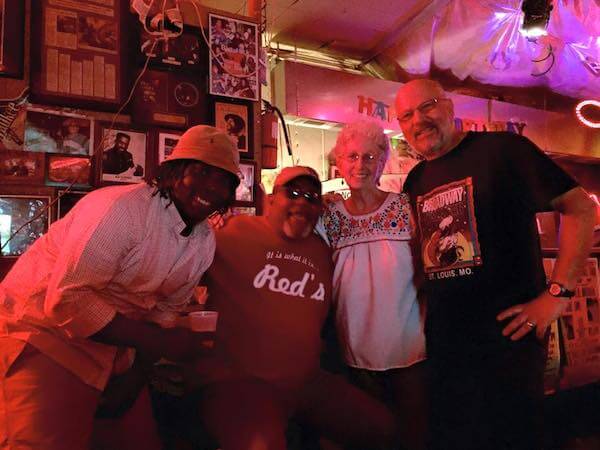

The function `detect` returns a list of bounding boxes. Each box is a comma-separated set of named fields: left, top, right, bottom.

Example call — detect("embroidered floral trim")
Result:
left=323, top=193, right=412, bottom=249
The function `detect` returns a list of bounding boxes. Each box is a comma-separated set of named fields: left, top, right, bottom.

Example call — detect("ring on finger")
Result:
left=525, top=320, right=536, bottom=328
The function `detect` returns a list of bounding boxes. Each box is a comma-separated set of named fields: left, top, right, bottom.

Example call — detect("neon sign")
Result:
left=575, top=100, right=600, bottom=129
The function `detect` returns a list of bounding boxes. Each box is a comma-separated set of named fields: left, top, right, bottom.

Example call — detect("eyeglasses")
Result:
left=278, top=186, right=321, bottom=204
left=342, top=153, right=379, bottom=164
left=397, top=98, right=442, bottom=123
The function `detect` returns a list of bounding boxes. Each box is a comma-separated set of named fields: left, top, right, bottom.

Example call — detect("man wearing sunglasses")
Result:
left=397, top=79, right=596, bottom=450
left=195, top=166, right=398, bottom=450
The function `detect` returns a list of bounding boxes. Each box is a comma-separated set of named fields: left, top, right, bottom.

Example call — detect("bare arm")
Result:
left=498, top=187, right=597, bottom=340
left=91, top=313, right=213, bottom=363
left=549, top=187, right=597, bottom=288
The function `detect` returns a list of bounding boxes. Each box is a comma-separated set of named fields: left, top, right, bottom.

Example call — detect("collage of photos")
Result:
left=2, top=7, right=261, bottom=260
left=209, top=13, right=258, bottom=101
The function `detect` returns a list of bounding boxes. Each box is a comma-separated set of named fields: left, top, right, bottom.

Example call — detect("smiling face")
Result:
left=336, top=137, right=386, bottom=192
left=170, top=161, right=236, bottom=226
left=116, top=135, right=131, bottom=152
left=395, top=79, right=457, bottom=160
left=267, top=176, right=322, bottom=240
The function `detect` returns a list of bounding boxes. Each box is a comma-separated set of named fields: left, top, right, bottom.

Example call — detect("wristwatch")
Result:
left=547, top=281, right=575, bottom=299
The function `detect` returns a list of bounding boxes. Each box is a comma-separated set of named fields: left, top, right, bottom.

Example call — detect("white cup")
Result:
left=186, top=311, right=218, bottom=332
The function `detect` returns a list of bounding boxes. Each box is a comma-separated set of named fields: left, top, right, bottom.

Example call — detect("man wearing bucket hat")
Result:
left=0, top=125, right=240, bottom=450
left=195, top=166, right=399, bottom=450
left=224, top=113, right=246, bottom=150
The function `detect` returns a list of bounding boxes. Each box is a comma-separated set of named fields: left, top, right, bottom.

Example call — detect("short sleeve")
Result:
left=503, top=134, right=578, bottom=213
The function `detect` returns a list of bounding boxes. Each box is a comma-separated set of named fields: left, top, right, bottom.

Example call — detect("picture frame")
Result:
left=24, top=107, right=93, bottom=155
left=29, top=0, right=130, bottom=110
left=139, top=25, right=205, bottom=72
left=209, top=13, right=259, bottom=101
left=214, top=99, right=253, bottom=157
left=0, top=194, right=51, bottom=257
left=157, top=130, right=182, bottom=164
left=235, top=160, right=256, bottom=204
left=131, top=69, right=207, bottom=129
left=46, top=154, right=92, bottom=188
left=0, top=151, right=45, bottom=185
left=56, top=189, right=88, bottom=220
left=0, top=0, right=25, bottom=78
left=97, top=124, right=148, bottom=185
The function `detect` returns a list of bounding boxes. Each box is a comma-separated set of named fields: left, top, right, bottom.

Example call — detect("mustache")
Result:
left=414, top=122, right=438, bottom=137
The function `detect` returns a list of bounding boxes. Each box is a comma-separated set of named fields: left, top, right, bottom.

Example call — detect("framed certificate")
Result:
left=30, top=0, right=130, bottom=110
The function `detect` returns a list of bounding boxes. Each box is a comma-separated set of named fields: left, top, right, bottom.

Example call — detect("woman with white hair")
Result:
left=321, top=120, right=427, bottom=450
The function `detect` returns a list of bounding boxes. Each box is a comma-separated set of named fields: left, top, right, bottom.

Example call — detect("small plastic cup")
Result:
left=186, top=311, right=218, bottom=332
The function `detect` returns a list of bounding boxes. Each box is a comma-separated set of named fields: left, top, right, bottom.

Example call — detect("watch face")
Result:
left=549, top=283, right=562, bottom=296
left=174, top=82, right=199, bottom=107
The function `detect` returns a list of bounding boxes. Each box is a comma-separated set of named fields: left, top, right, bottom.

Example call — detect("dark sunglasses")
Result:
left=278, top=186, right=321, bottom=204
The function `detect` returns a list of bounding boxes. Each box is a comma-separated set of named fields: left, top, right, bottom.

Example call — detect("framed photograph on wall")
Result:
left=29, top=0, right=129, bottom=110
left=235, top=160, right=256, bottom=204
left=0, top=151, right=45, bottom=185
left=214, top=100, right=252, bottom=157
left=0, top=0, right=25, bottom=78
left=57, top=189, right=88, bottom=220
left=0, top=194, right=51, bottom=257
left=46, top=154, right=92, bottom=188
left=24, top=107, right=93, bottom=155
left=97, top=125, right=147, bottom=184
left=209, top=13, right=259, bottom=101
left=157, top=130, right=182, bottom=164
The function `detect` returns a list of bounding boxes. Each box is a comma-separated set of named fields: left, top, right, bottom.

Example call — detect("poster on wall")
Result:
left=0, top=195, right=51, bottom=257
left=547, top=257, right=600, bottom=389
left=209, top=13, right=259, bottom=101
left=0, top=88, right=28, bottom=151
left=30, top=0, right=126, bottom=109
left=99, top=126, right=147, bottom=184
left=24, top=107, right=93, bottom=155
left=235, top=160, right=255, bottom=203
left=0, top=151, right=45, bottom=185
left=214, top=100, right=251, bottom=155
left=157, top=130, right=181, bottom=164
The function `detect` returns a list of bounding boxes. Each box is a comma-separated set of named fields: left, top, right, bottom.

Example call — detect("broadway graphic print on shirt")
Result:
left=415, top=177, right=482, bottom=278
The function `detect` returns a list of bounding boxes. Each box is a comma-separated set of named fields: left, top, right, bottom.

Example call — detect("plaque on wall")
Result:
left=140, top=26, right=206, bottom=71
left=130, top=69, right=206, bottom=129
left=30, top=0, right=130, bottom=110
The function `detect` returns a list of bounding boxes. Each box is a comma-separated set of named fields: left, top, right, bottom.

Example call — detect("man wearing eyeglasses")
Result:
left=397, top=79, right=596, bottom=450
left=194, top=166, right=399, bottom=450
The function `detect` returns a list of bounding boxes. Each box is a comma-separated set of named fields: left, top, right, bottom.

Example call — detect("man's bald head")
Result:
left=395, top=79, right=459, bottom=160
left=395, top=79, right=447, bottom=108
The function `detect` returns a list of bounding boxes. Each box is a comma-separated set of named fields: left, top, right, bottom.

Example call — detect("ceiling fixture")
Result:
left=520, top=0, right=553, bottom=38
left=575, top=100, right=600, bottom=129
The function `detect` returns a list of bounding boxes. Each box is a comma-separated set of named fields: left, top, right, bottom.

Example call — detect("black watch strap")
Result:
left=547, top=281, right=575, bottom=299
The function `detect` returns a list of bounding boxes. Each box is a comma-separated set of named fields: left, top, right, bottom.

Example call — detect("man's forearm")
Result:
left=90, top=313, right=164, bottom=357
left=552, top=203, right=596, bottom=288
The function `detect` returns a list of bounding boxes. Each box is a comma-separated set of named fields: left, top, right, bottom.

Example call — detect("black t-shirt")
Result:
left=403, top=132, right=578, bottom=356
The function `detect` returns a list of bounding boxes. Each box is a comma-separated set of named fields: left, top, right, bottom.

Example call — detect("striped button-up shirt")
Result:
left=0, top=184, right=215, bottom=390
